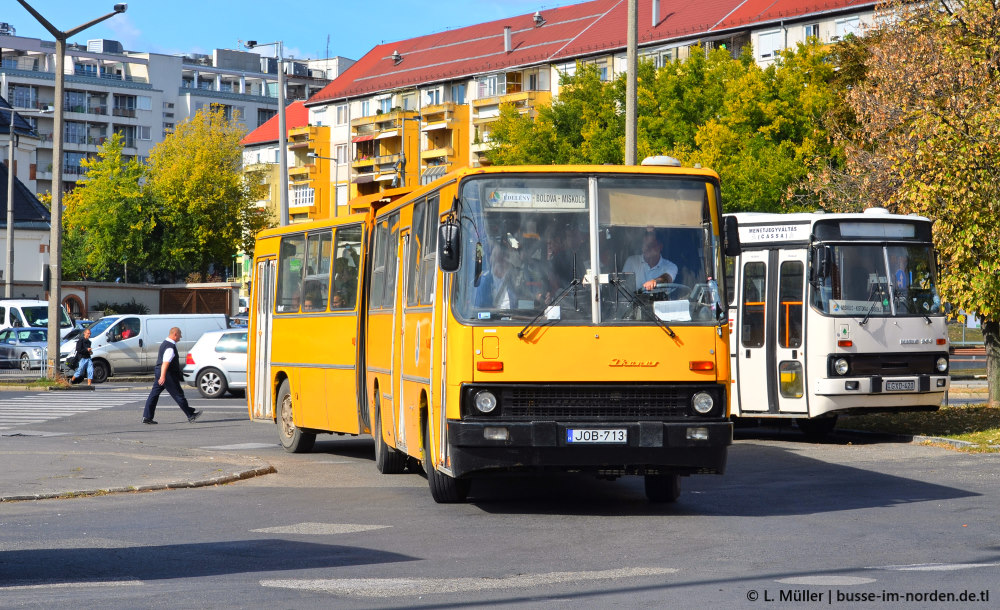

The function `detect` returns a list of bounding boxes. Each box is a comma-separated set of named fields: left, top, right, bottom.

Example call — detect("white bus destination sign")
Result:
left=485, top=188, right=587, bottom=209
left=738, top=222, right=811, bottom=244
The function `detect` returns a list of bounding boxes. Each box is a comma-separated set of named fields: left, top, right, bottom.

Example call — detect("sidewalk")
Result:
left=0, top=385, right=275, bottom=503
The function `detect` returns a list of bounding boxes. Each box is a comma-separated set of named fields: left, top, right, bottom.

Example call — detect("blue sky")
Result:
left=7, top=0, right=583, bottom=61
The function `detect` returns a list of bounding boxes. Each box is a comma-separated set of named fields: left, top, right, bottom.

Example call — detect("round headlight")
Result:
left=692, top=391, right=714, bottom=414
left=474, top=390, right=498, bottom=414
left=936, top=356, right=948, bottom=373
left=834, top=358, right=849, bottom=376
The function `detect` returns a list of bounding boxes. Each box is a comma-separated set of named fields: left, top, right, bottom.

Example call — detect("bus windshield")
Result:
left=452, top=174, right=723, bottom=325
left=812, top=243, right=942, bottom=317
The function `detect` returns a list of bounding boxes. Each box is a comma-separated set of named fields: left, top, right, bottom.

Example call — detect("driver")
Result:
left=623, top=229, right=678, bottom=292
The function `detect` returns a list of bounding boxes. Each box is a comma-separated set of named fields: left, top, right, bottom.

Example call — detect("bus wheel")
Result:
left=373, top=393, right=407, bottom=474
left=797, top=415, right=838, bottom=439
left=423, top=417, right=470, bottom=503
left=277, top=379, right=315, bottom=453
left=644, top=473, right=681, bottom=503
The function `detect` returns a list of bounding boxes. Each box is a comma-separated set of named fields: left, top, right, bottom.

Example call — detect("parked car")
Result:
left=57, top=313, right=227, bottom=383
left=0, top=327, right=49, bottom=370
left=182, top=329, right=247, bottom=398
left=62, top=318, right=96, bottom=344
left=0, top=300, right=74, bottom=339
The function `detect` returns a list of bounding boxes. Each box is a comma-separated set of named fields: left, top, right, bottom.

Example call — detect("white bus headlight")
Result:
left=936, top=357, right=948, bottom=373
left=474, top=390, right=498, bottom=414
left=834, top=358, right=849, bottom=376
left=692, top=391, right=714, bottom=414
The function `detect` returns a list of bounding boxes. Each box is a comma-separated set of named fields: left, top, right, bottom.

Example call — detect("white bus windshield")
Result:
left=451, top=175, right=724, bottom=325
left=812, top=243, right=942, bottom=317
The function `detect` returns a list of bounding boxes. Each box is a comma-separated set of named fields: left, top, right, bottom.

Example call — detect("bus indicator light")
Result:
left=838, top=340, right=853, bottom=347
left=477, top=361, right=504, bottom=372
left=689, top=361, right=714, bottom=371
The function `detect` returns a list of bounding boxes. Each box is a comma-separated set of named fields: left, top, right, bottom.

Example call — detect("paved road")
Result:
left=1, top=384, right=998, bottom=608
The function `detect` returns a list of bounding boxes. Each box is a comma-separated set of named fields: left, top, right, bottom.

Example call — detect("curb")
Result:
left=0, top=464, right=277, bottom=503
left=837, top=428, right=976, bottom=449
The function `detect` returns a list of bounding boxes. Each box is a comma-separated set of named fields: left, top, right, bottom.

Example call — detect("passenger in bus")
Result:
left=623, top=230, right=678, bottom=292
left=475, top=240, right=521, bottom=309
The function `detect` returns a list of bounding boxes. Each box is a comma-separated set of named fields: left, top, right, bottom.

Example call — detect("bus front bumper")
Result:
left=446, top=419, right=731, bottom=478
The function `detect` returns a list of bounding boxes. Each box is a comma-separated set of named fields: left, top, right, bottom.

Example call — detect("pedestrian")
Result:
left=142, top=326, right=203, bottom=424
left=70, top=328, right=94, bottom=386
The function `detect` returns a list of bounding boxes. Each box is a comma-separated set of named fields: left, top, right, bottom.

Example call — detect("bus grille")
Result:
left=500, top=385, right=692, bottom=419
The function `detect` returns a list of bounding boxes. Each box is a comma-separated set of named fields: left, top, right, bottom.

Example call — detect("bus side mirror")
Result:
left=438, top=218, right=461, bottom=273
left=723, top=216, right=741, bottom=257
left=812, top=245, right=832, bottom=280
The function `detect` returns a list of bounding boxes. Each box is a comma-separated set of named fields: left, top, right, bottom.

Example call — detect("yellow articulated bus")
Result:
left=248, top=158, right=742, bottom=503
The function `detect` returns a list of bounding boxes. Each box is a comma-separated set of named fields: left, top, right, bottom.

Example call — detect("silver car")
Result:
left=182, top=329, right=247, bottom=398
left=0, top=327, right=48, bottom=370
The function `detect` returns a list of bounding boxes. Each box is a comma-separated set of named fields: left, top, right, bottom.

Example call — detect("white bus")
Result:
left=725, top=208, right=949, bottom=436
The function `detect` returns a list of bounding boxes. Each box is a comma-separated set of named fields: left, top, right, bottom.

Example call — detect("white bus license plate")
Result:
left=885, top=380, right=916, bottom=392
left=567, top=429, right=627, bottom=444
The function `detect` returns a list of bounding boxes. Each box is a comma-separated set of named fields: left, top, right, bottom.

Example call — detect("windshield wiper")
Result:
left=608, top=275, right=676, bottom=338
left=517, top=279, right=580, bottom=339
left=860, top=284, right=885, bottom=326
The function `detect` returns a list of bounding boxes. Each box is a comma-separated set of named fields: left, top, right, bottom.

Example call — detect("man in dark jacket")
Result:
left=141, top=327, right=203, bottom=424
left=70, top=328, right=94, bottom=386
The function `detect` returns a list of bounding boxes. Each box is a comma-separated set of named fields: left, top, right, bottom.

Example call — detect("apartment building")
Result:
left=280, top=0, right=874, bottom=220
left=0, top=28, right=342, bottom=196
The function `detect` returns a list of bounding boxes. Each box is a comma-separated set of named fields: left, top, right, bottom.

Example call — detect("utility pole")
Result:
left=624, top=0, right=638, bottom=165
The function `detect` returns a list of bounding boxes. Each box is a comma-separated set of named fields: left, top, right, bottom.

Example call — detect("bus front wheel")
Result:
left=277, top=379, right=315, bottom=453
left=644, top=473, right=681, bottom=503
left=373, top=392, right=407, bottom=474
left=423, top=417, right=470, bottom=503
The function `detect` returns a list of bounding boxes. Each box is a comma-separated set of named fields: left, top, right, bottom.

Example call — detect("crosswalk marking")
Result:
left=0, top=392, right=149, bottom=430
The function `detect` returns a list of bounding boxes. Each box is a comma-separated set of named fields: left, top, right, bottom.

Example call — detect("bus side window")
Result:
left=407, top=201, right=427, bottom=307
left=303, top=230, right=332, bottom=312
left=741, top=261, right=766, bottom=348
left=277, top=235, right=306, bottom=312
left=384, top=213, right=401, bottom=310
left=419, top=194, right=439, bottom=304
left=778, top=261, right=803, bottom=348
left=370, top=219, right=390, bottom=310
left=333, top=224, right=362, bottom=309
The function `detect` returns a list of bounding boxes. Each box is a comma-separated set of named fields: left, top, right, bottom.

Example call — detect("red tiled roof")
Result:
left=241, top=100, right=309, bottom=146
left=307, top=0, right=876, bottom=105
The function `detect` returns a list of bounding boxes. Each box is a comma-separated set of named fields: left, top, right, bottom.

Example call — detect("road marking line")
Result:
left=873, top=562, right=1000, bottom=571
left=251, top=523, right=391, bottom=535
left=0, top=580, right=144, bottom=591
left=260, top=567, right=678, bottom=597
left=204, top=443, right=276, bottom=450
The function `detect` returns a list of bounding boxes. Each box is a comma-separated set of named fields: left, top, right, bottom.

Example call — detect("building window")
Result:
left=378, top=97, right=392, bottom=114
left=139, top=126, right=151, bottom=140
left=257, top=108, right=276, bottom=128
left=477, top=75, right=500, bottom=98
left=804, top=23, right=820, bottom=39
left=336, top=104, right=348, bottom=125
left=425, top=88, right=441, bottom=106
left=450, top=83, right=466, bottom=104
left=833, top=17, right=861, bottom=41
left=360, top=100, right=371, bottom=117
left=291, top=184, right=315, bottom=207
left=758, top=30, right=782, bottom=60
left=137, top=96, right=152, bottom=111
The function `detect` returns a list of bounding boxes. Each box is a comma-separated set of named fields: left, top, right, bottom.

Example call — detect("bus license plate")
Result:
left=567, top=429, right=627, bottom=444
left=885, top=380, right=915, bottom=392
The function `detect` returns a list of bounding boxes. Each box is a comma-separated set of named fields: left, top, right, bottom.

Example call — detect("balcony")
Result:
left=421, top=146, right=454, bottom=160
left=288, top=164, right=314, bottom=179
left=112, top=107, right=137, bottom=118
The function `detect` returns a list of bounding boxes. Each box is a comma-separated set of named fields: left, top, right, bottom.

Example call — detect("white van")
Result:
left=0, top=299, right=74, bottom=339
left=60, top=313, right=227, bottom=383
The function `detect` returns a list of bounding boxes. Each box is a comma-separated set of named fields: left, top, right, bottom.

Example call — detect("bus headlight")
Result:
left=692, top=391, right=714, bottom=414
left=474, top=390, right=498, bottom=414
left=936, top=356, right=948, bottom=373
left=834, top=358, right=849, bottom=376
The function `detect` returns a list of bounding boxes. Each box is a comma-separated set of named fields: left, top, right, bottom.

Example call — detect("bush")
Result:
left=93, top=298, right=150, bottom=315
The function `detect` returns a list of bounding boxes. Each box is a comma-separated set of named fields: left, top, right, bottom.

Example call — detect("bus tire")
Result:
left=644, top=473, right=681, bottom=503
left=373, top=392, right=407, bottom=474
left=797, top=415, right=838, bottom=439
left=423, top=417, right=470, bottom=503
left=277, top=379, right=315, bottom=453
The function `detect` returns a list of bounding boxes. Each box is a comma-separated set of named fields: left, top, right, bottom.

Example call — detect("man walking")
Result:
left=70, top=328, right=94, bottom=386
left=142, top=326, right=202, bottom=424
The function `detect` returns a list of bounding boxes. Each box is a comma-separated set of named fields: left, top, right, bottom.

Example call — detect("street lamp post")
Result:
left=245, top=40, right=288, bottom=226
left=5, top=104, right=52, bottom=298
left=15, top=0, right=127, bottom=378
left=306, top=151, right=340, bottom=218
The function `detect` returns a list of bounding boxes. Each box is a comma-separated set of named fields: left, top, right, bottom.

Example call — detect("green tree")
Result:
left=63, top=133, right=155, bottom=281
left=146, top=105, right=271, bottom=280
left=822, top=0, right=1000, bottom=403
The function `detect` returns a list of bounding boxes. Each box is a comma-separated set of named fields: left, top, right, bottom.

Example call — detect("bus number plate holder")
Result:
left=566, top=429, right=627, bottom=444
left=884, top=380, right=915, bottom=392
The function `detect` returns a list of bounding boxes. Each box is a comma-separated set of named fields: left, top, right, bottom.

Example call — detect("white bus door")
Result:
left=252, top=258, right=276, bottom=420
left=736, top=249, right=808, bottom=414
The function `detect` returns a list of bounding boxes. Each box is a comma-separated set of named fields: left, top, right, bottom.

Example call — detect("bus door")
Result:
left=736, top=249, right=808, bottom=414
left=391, top=230, right=410, bottom=452
left=325, top=225, right=364, bottom=433
left=252, top=257, right=276, bottom=419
